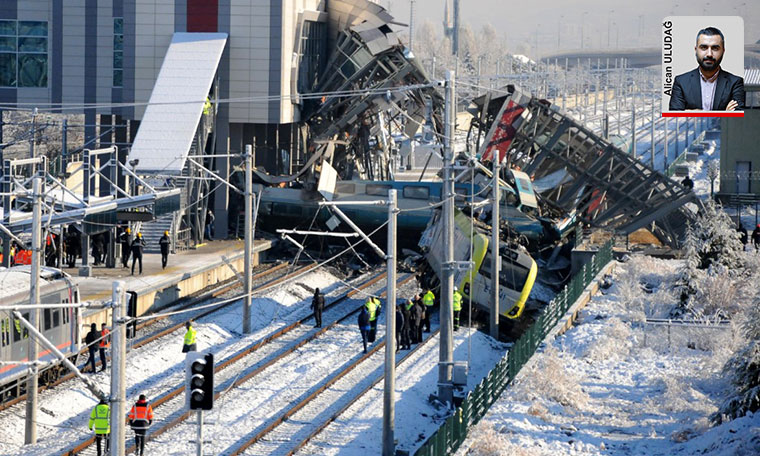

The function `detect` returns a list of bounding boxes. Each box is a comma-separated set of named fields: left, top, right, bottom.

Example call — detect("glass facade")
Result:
left=0, top=20, right=48, bottom=87
left=113, top=18, right=123, bottom=87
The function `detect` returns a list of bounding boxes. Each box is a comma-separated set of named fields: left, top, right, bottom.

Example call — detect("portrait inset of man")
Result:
left=668, top=27, right=745, bottom=112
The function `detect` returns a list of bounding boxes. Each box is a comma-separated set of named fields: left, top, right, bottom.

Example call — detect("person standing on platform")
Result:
left=84, top=323, right=99, bottom=373
left=159, top=231, right=171, bottom=269
left=182, top=321, right=197, bottom=353
left=131, top=233, right=145, bottom=275
left=119, top=227, right=131, bottom=267
left=357, top=305, right=370, bottom=354
left=99, top=323, right=110, bottom=372
left=128, top=394, right=154, bottom=456
left=365, top=296, right=381, bottom=343
left=205, top=210, right=215, bottom=241
left=92, top=233, right=104, bottom=266
left=311, top=288, right=325, bottom=328
left=453, top=286, right=463, bottom=331
left=422, top=289, right=435, bottom=332
left=88, top=398, right=110, bottom=456
left=67, top=226, right=80, bottom=268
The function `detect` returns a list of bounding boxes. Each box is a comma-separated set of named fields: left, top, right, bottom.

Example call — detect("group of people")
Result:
left=737, top=223, right=760, bottom=251
left=118, top=227, right=172, bottom=274
left=88, top=394, right=154, bottom=456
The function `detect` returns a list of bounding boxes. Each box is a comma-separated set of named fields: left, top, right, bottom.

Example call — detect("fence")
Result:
left=415, top=239, right=615, bottom=456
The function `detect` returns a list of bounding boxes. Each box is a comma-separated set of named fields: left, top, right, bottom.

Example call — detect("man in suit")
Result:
left=668, top=27, right=744, bottom=112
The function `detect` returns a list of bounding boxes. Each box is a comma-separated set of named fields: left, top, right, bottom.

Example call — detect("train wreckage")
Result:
left=235, top=4, right=700, bottom=324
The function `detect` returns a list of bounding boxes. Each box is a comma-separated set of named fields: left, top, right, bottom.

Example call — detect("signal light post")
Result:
left=186, top=352, right=214, bottom=456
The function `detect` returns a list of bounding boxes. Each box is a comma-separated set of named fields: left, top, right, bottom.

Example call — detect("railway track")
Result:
left=0, top=261, right=306, bottom=413
left=61, top=269, right=399, bottom=456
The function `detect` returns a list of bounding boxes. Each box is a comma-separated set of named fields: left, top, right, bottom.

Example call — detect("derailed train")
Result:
left=418, top=208, right=538, bottom=320
left=0, top=266, right=81, bottom=402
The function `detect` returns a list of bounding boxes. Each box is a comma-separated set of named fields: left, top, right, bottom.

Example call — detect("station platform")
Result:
left=62, top=239, right=272, bottom=327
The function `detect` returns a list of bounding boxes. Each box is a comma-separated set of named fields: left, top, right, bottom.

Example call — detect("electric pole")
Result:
left=490, top=159, right=499, bottom=339
left=631, top=107, right=636, bottom=158
left=24, top=176, right=42, bottom=445
left=382, top=189, right=397, bottom=456
left=409, top=0, right=415, bottom=53
left=651, top=94, right=656, bottom=168
left=439, top=70, right=455, bottom=406
left=111, top=280, right=126, bottom=456
left=243, top=145, right=253, bottom=334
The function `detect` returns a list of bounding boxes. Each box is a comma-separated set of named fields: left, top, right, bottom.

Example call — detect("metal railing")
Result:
left=415, top=239, right=615, bottom=456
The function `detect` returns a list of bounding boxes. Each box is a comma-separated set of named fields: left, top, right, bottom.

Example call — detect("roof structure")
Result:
left=127, top=32, right=228, bottom=175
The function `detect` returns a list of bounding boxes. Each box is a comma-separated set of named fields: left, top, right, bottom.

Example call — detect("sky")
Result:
left=381, top=0, right=760, bottom=57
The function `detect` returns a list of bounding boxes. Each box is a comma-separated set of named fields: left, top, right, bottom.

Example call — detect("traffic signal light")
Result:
left=185, top=352, right=214, bottom=410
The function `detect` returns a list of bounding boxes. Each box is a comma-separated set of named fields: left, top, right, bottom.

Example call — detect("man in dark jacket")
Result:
left=738, top=224, right=748, bottom=250
left=66, top=228, right=80, bottom=268
left=131, top=233, right=146, bottom=275
left=357, top=306, right=371, bottom=354
left=119, top=227, right=131, bottom=267
left=753, top=224, right=760, bottom=252
left=395, top=306, right=405, bottom=353
left=84, top=323, right=99, bottom=373
left=681, top=175, right=694, bottom=191
left=311, top=288, right=325, bottom=328
left=159, top=231, right=171, bottom=269
left=401, top=299, right=412, bottom=350
left=92, top=233, right=104, bottom=265
left=413, top=296, right=425, bottom=344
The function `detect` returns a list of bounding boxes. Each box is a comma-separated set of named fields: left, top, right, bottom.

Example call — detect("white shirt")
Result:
left=699, top=68, right=719, bottom=111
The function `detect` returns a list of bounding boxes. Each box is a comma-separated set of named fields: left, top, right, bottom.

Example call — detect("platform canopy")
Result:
left=127, top=32, right=228, bottom=176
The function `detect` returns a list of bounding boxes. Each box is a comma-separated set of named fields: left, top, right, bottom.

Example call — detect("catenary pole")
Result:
left=24, top=177, right=42, bottom=445
left=651, top=93, right=656, bottom=168
left=490, top=158, right=499, bottom=338
left=631, top=106, right=636, bottom=158
left=382, top=189, right=397, bottom=456
left=243, top=145, right=252, bottom=333
left=439, top=70, right=455, bottom=406
left=111, top=280, right=126, bottom=456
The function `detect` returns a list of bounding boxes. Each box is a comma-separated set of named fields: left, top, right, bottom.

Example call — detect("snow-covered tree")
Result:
left=676, top=199, right=744, bottom=314
left=713, top=294, right=760, bottom=424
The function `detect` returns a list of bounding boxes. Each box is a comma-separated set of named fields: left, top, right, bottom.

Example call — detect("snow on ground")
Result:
left=298, top=327, right=510, bottom=455
left=0, top=268, right=346, bottom=455
left=455, top=255, right=760, bottom=456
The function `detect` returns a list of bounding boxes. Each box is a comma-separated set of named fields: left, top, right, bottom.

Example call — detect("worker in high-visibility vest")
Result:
left=364, top=296, right=381, bottom=343
left=182, top=320, right=197, bottom=353
left=203, top=96, right=212, bottom=116
left=422, top=289, right=435, bottom=332
left=88, top=399, right=110, bottom=456
left=453, top=287, right=463, bottom=331
left=128, top=394, right=154, bottom=456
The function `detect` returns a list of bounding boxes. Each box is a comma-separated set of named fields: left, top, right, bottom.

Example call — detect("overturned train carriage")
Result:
left=418, top=209, right=537, bottom=320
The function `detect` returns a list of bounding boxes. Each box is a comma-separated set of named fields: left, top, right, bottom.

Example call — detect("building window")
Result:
left=113, top=18, right=123, bottom=87
left=0, top=20, right=48, bottom=88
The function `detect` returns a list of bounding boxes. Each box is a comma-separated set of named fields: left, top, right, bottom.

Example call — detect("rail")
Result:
left=415, top=238, right=615, bottom=455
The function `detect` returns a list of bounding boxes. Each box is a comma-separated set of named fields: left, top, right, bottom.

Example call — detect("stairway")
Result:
left=139, top=215, right=174, bottom=253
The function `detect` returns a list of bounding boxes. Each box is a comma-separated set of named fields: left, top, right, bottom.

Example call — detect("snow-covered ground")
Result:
left=454, top=254, right=760, bottom=456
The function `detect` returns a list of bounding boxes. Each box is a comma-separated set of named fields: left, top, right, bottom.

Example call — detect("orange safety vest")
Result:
left=99, top=329, right=110, bottom=348
left=128, top=403, right=154, bottom=422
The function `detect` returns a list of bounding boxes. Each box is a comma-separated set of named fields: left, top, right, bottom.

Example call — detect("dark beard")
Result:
left=697, top=54, right=722, bottom=72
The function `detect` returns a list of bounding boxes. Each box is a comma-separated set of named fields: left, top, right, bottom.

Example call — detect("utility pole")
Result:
left=243, top=145, right=253, bottom=334
left=382, top=189, right=398, bottom=456
left=29, top=108, right=37, bottom=159
left=24, top=177, right=42, bottom=445
left=490, top=159, right=499, bottom=339
left=439, top=70, right=455, bottom=406
left=631, top=107, right=636, bottom=158
left=409, top=0, right=415, bottom=53
left=110, top=281, right=126, bottom=456
left=651, top=94, right=656, bottom=168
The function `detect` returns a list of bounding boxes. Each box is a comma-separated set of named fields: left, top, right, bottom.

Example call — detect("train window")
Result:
left=12, top=318, right=22, bottom=342
left=53, top=309, right=60, bottom=328
left=1, top=318, right=9, bottom=347
left=22, top=313, right=29, bottom=338
left=402, top=186, right=429, bottom=200
left=365, top=184, right=390, bottom=196
left=44, top=308, right=52, bottom=331
left=63, top=308, right=69, bottom=324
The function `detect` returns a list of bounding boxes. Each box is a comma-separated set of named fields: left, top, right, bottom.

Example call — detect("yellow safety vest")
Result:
left=184, top=326, right=196, bottom=345
left=203, top=98, right=212, bottom=115
left=453, top=290, right=462, bottom=312
left=365, top=298, right=381, bottom=322
left=423, top=291, right=435, bottom=307
left=89, top=404, right=111, bottom=434
left=405, top=299, right=414, bottom=311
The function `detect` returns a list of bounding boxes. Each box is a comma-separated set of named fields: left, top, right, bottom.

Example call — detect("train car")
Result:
left=419, top=209, right=537, bottom=320
left=0, top=266, right=80, bottom=401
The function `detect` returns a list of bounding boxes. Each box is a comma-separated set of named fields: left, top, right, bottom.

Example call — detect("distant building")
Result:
left=717, top=68, right=760, bottom=205
left=0, top=0, right=381, bottom=238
